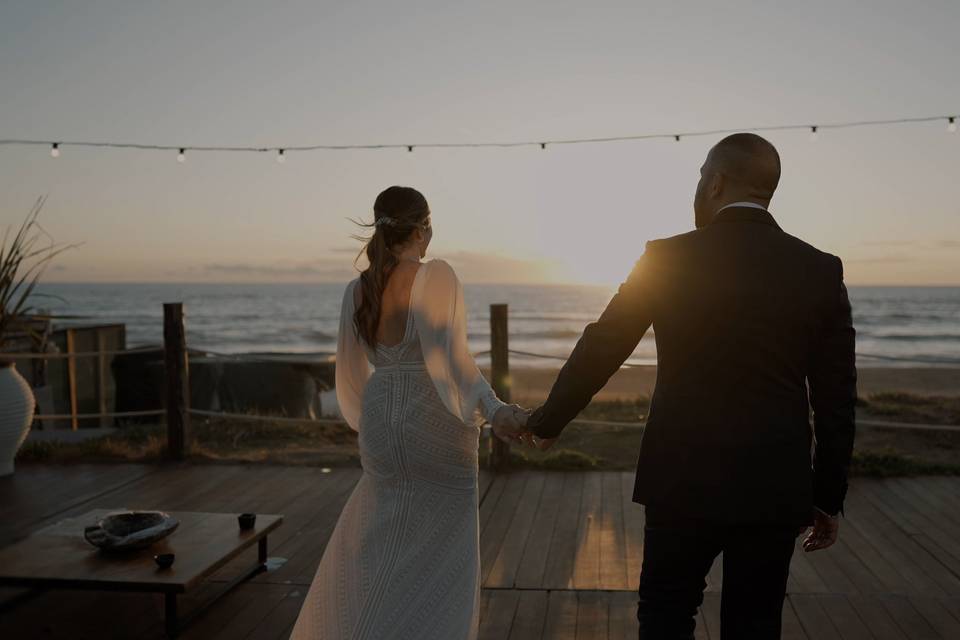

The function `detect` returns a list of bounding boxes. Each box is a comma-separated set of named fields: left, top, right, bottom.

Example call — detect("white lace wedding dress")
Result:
left=289, top=259, right=507, bottom=640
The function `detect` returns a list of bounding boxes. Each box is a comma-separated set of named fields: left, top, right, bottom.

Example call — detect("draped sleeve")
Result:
left=414, top=260, right=508, bottom=427
left=335, top=279, right=371, bottom=432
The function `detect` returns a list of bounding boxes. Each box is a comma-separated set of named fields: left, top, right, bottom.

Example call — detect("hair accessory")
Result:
left=374, top=216, right=397, bottom=228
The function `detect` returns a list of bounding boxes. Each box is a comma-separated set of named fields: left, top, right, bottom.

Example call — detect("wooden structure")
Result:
left=1, top=464, right=958, bottom=638
left=4, top=323, right=126, bottom=430
left=0, top=508, right=282, bottom=638
left=489, top=303, right=512, bottom=469
left=163, top=303, right=191, bottom=460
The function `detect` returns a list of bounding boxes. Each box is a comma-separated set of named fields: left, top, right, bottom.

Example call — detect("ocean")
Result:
left=28, top=283, right=960, bottom=368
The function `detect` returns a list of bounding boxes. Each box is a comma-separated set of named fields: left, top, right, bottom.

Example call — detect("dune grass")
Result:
left=16, top=392, right=960, bottom=476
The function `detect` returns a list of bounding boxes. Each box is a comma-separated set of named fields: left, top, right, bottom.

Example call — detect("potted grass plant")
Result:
left=0, top=197, right=75, bottom=476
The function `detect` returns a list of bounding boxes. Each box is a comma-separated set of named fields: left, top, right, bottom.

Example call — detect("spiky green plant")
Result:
left=0, top=197, right=79, bottom=349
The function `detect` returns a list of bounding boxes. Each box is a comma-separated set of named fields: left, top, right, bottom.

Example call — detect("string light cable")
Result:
left=1, top=113, right=956, bottom=160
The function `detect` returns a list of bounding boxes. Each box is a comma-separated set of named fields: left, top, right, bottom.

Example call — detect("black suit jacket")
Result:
left=526, top=207, right=857, bottom=526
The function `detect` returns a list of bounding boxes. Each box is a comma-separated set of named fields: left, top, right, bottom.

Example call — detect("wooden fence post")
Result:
left=96, top=330, right=110, bottom=428
left=65, top=328, right=78, bottom=431
left=163, top=303, right=191, bottom=460
left=490, top=304, right=511, bottom=470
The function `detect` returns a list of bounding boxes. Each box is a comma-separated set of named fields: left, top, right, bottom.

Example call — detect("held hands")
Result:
left=801, top=509, right=840, bottom=552
left=491, top=405, right=557, bottom=451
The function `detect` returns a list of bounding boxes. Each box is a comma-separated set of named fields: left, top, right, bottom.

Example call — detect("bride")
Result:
left=290, top=186, right=530, bottom=639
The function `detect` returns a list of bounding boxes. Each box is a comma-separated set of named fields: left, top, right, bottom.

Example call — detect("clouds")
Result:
left=201, top=259, right=357, bottom=281
left=149, top=250, right=553, bottom=284
left=433, top=250, right=558, bottom=284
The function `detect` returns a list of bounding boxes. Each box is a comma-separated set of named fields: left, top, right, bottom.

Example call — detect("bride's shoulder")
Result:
left=423, top=258, right=456, bottom=277
left=341, top=277, right=362, bottom=306
left=421, top=259, right=462, bottom=287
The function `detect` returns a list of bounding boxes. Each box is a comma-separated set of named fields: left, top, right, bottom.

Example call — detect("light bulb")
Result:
left=949, top=117, right=957, bottom=134
left=809, top=126, right=819, bottom=142
left=277, top=149, right=286, bottom=163
left=177, top=149, right=186, bottom=163
left=50, top=143, right=60, bottom=158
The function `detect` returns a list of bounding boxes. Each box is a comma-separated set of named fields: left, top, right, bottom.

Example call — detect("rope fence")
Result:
left=30, top=407, right=959, bottom=433
left=472, top=348, right=960, bottom=368
left=5, top=344, right=954, bottom=368
left=10, top=302, right=960, bottom=466
left=2, top=347, right=165, bottom=359
left=187, top=408, right=344, bottom=427
left=33, top=409, right=165, bottom=421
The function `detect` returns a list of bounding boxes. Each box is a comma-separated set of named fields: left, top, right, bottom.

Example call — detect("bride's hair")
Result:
left=353, top=186, right=431, bottom=347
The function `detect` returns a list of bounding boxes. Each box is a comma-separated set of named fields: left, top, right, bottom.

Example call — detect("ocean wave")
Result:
left=860, top=333, right=960, bottom=341
left=468, top=330, right=588, bottom=340
left=484, top=314, right=598, bottom=322
left=305, top=330, right=336, bottom=342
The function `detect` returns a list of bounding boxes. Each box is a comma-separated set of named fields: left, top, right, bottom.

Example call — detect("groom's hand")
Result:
left=492, top=405, right=529, bottom=445
left=533, top=436, right=558, bottom=451
left=802, top=509, right=840, bottom=552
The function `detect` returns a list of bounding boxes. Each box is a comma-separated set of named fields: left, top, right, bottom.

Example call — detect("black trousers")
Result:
left=637, top=509, right=797, bottom=639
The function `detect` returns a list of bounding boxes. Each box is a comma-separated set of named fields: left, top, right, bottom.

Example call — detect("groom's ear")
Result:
left=709, top=172, right=725, bottom=198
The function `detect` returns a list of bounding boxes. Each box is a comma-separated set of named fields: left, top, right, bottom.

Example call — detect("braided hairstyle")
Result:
left=353, top=186, right=431, bottom=347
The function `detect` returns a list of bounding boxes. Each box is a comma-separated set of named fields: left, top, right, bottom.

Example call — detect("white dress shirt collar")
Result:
left=716, top=201, right=768, bottom=215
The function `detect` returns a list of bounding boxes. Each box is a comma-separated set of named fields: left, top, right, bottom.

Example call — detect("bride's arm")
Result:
left=416, top=260, right=509, bottom=426
left=335, top=279, right=371, bottom=432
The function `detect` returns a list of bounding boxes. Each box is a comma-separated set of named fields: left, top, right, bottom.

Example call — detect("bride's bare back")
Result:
left=372, top=261, right=422, bottom=348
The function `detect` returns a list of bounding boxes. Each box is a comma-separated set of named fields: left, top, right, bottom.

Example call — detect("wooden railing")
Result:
left=5, top=302, right=959, bottom=470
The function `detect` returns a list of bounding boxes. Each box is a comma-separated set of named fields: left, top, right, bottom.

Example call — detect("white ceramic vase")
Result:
left=0, top=361, right=35, bottom=477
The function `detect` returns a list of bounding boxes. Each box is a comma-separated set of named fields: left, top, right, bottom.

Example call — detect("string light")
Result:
left=3, top=112, right=955, bottom=158
left=277, top=148, right=286, bottom=163
left=177, top=148, right=186, bottom=163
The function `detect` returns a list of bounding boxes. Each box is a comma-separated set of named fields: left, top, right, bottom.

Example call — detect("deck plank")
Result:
left=515, top=472, right=566, bottom=589
left=486, top=472, right=546, bottom=588
left=572, top=473, right=603, bottom=590
left=620, top=472, right=644, bottom=588
left=542, top=474, right=585, bottom=590
left=4, top=467, right=960, bottom=639
left=480, top=473, right=530, bottom=585
left=509, top=589, right=549, bottom=640
left=541, top=590, right=578, bottom=640
left=599, top=472, right=628, bottom=590
left=846, top=594, right=909, bottom=640
left=817, top=595, right=874, bottom=640
left=478, top=589, right=520, bottom=640
left=791, top=594, right=842, bottom=639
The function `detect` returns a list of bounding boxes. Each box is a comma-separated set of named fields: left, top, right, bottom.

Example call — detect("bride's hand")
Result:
left=492, top=404, right=526, bottom=444
left=492, top=405, right=540, bottom=448
left=511, top=406, right=541, bottom=449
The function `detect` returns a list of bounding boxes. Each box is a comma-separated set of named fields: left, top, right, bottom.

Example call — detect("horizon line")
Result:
left=39, top=280, right=960, bottom=288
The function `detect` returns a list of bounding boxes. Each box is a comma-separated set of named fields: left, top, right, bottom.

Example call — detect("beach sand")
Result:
left=498, top=366, right=960, bottom=402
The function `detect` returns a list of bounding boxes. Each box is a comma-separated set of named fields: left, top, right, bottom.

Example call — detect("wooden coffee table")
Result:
left=0, top=509, right=283, bottom=638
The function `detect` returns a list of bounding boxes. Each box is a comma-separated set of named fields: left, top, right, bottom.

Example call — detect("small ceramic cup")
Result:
left=154, top=553, right=175, bottom=569
left=238, top=513, right=257, bottom=530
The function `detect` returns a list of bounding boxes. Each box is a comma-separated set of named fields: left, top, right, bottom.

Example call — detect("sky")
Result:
left=1, top=0, right=958, bottom=286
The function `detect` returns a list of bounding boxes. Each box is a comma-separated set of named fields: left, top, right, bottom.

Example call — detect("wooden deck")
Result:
left=1, top=464, right=959, bottom=638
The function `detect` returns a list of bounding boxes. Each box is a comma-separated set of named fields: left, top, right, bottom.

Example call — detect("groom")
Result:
left=500, top=133, right=857, bottom=639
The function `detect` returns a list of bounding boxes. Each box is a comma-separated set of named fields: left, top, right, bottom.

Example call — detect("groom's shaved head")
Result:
left=707, top=133, right=781, bottom=201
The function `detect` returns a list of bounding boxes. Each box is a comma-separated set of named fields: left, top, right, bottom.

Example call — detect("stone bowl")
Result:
left=84, top=511, right=180, bottom=552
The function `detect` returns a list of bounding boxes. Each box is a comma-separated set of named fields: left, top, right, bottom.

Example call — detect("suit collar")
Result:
left=710, top=206, right=780, bottom=229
